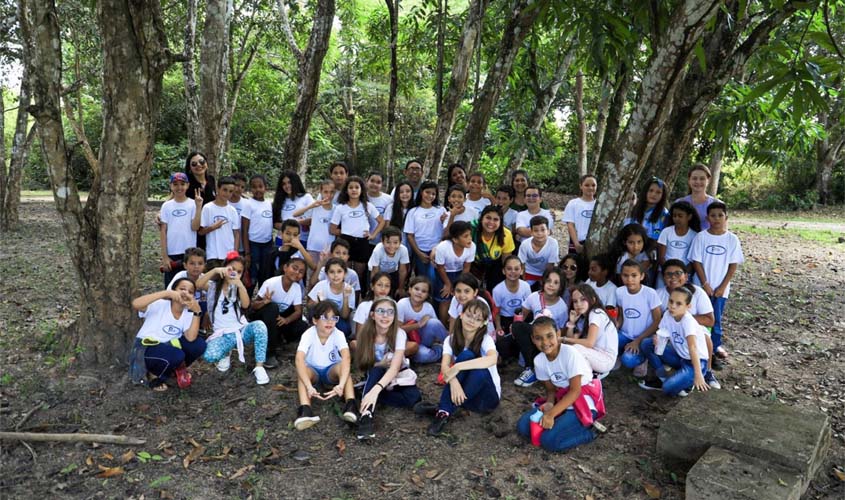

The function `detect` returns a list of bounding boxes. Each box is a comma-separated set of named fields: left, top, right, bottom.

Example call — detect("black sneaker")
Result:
left=357, top=412, right=375, bottom=440
left=341, top=399, right=358, bottom=423
left=263, top=355, right=279, bottom=370
left=294, top=405, right=320, bottom=431
left=427, top=410, right=450, bottom=436
left=413, top=402, right=437, bottom=416
left=638, top=378, right=664, bottom=392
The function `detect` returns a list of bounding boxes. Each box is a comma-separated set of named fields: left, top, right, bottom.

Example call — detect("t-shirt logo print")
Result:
left=550, top=372, right=567, bottom=384
left=670, top=240, right=689, bottom=249
left=349, top=210, right=364, bottom=218
left=329, top=350, right=339, bottom=363
left=624, top=308, right=641, bottom=319
left=507, top=298, right=523, bottom=308
left=213, top=215, right=228, bottom=224
left=162, top=325, right=182, bottom=336
left=581, top=210, right=593, bottom=218
left=422, top=212, right=436, bottom=219
left=705, top=244, right=727, bottom=256
left=262, top=210, right=273, bottom=218
left=172, top=209, right=188, bottom=217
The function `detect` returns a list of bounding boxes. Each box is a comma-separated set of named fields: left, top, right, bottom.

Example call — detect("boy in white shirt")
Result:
left=367, top=226, right=410, bottom=295
left=517, top=216, right=560, bottom=288
left=200, top=176, right=241, bottom=267
left=514, top=186, right=554, bottom=243
left=242, top=175, right=274, bottom=290
left=159, top=172, right=202, bottom=287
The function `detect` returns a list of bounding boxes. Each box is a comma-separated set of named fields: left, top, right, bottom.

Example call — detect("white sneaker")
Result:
left=513, top=367, right=537, bottom=387
left=253, top=366, right=270, bottom=385
left=216, top=354, right=231, bottom=372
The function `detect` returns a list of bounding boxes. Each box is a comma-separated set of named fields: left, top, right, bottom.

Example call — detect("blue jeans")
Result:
left=618, top=333, right=646, bottom=368
left=438, top=348, right=500, bottom=415
left=641, top=338, right=708, bottom=396
left=363, top=366, right=422, bottom=409
left=145, top=335, right=207, bottom=385
left=516, top=408, right=597, bottom=452
left=710, top=296, right=727, bottom=350
left=249, top=240, right=274, bottom=289
left=413, top=318, right=448, bottom=364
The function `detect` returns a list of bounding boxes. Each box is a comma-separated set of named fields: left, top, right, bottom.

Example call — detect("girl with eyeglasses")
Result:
left=353, top=297, right=422, bottom=440
left=628, top=177, right=671, bottom=241
left=196, top=252, right=270, bottom=385
left=514, top=185, right=554, bottom=243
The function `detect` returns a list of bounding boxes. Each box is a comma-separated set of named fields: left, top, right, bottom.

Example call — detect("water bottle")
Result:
left=227, top=283, right=237, bottom=303
left=529, top=408, right=544, bottom=446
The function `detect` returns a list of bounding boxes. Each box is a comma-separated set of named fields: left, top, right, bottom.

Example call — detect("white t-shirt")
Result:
left=587, top=309, right=618, bottom=358
left=688, top=230, right=744, bottom=298
left=492, top=280, right=532, bottom=317
left=352, top=300, right=373, bottom=326
left=368, top=242, right=410, bottom=273
left=404, top=206, right=447, bottom=252
left=229, top=198, right=247, bottom=219
left=502, top=207, right=518, bottom=232
left=242, top=198, right=274, bottom=243
left=448, top=296, right=495, bottom=337
left=615, top=285, right=661, bottom=340
left=443, top=333, right=501, bottom=397
left=281, top=194, right=315, bottom=239
left=210, top=285, right=248, bottom=334
left=374, top=329, right=409, bottom=368
left=533, top=344, right=596, bottom=411
left=160, top=199, right=197, bottom=255
left=331, top=202, right=379, bottom=238
left=368, top=193, right=393, bottom=242
left=522, top=292, right=568, bottom=329
left=396, top=298, right=438, bottom=324
left=307, top=279, right=357, bottom=312
left=562, top=197, right=596, bottom=242
left=657, top=226, right=697, bottom=265
left=657, top=285, right=713, bottom=317
left=586, top=279, right=617, bottom=307
left=136, top=299, right=195, bottom=343
left=434, top=240, right=476, bottom=273
left=515, top=209, right=554, bottom=241
left=464, top=196, right=491, bottom=215
left=317, top=267, right=361, bottom=291
left=201, top=203, right=241, bottom=260
left=446, top=206, right=479, bottom=225
left=517, top=237, right=560, bottom=278
left=304, top=205, right=335, bottom=252
left=615, top=251, right=650, bottom=275
left=256, top=276, right=303, bottom=314
left=660, top=311, right=709, bottom=361
left=297, top=325, right=349, bottom=369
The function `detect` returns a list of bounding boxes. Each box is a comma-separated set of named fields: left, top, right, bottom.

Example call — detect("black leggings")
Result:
left=496, top=320, right=538, bottom=368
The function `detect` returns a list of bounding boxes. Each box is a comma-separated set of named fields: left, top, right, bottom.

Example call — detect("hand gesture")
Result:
left=343, top=283, right=353, bottom=297
left=160, top=256, right=172, bottom=272
left=540, top=412, right=555, bottom=430
left=324, top=384, right=344, bottom=399
left=568, top=309, right=579, bottom=324
left=453, top=205, right=466, bottom=216
left=439, top=212, right=449, bottom=223
left=212, top=218, right=228, bottom=230
left=419, top=315, right=430, bottom=328
left=290, top=237, right=305, bottom=252
left=449, top=379, right=467, bottom=406
left=194, top=188, right=203, bottom=206
left=624, top=339, right=641, bottom=355
left=360, top=388, right=379, bottom=414
left=307, top=386, right=323, bottom=400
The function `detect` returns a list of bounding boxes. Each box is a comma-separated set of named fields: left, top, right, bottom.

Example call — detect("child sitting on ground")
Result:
left=251, top=258, right=309, bottom=369
left=615, top=259, right=662, bottom=378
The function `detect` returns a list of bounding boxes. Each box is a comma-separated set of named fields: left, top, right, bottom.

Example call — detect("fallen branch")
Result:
left=16, top=402, right=45, bottom=431
left=0, top=432, right=146, bottom=445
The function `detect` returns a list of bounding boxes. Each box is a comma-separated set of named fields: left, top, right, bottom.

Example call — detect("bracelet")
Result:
left=192, top=310, right=202, bottom=317
left=376, top=382, right=385, bottom=390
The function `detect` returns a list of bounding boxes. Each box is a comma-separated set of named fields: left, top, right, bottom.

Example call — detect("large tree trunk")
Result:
left=198, top=0, right=233, bottom=177
left=591, top=75, right=612, bottom=173
left=424, top=0, right=488, bottom=181
left=435, top=0, right=446, bottom=117
left=816, top=97, right=844, bottom=204
left=384, top=0, right=399, bottom=186
left=457, top=0, right=544, bottom=172
left=648, top=0, right=801, bottom=193
left=586, top=0, right=722, bottom=257
left=25, top=0, right=169, bottom=365
left=575, top=69, right=587, bottom=175
left=278, top=0, right=336, bottom=175
left=596, top=62, right=631, bottom=170
left=505, top=43, right=575, bottom=176
left=708, top=143, right=723, bottom=197
left=183, top=0, right=200, bottom=152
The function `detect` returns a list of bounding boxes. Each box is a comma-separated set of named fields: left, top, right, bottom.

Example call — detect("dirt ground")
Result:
left=1, top=200, right=844, bottom=500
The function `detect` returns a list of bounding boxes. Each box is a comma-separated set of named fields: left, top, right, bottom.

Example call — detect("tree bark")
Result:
left=183, top=0, right=200, bottom=152
left=591, top=75, right=612, bottom=173
left=504, top=43, right=575, bottom=177
left=24, top=0, right=170, bottom=365
left=385, top=0, right=399, bottom=186
left=586, top=0, right=722, bottom=257
left=816, top=107, right=845, bottom=204
left=424, top=0, right=488, bottom=181
left=198, top=0, right=233, bottom=177
left=575, top=69, right=587, bottom=175
left=278, top=0, right=336, bottom=176
left=596, top=62, right=631, bottom=171
left=457, top=0, right=544, bottom=172
left=708, top=143, right=723, bottom=197
left=435, top=0, right=446, bottom=117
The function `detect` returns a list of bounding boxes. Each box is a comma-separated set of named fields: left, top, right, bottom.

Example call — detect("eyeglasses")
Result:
left=407, top=166, right=422, bottom=171
left=562, top=265, right=577, bottom=271
left=462, top=314, right=485, bottom=323
left=664, top=270, right=685, bottom=278
left=319, top=315, right=341, bottom=322
left=191, top=159, right=207, bottom=167
left=525, top=194, right=540, bottom=199
left=373, top=308, right=395, bottom=317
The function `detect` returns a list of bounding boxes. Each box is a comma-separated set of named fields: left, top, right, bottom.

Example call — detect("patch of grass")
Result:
left=732, top=224, right=843, bottom=245
left=733, top=208, right=845, bottom=223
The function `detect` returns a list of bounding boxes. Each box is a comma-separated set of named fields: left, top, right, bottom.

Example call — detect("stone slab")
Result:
left=686, top=447, right=803, bottom=500
left=657, top=389, right=830, bottom=491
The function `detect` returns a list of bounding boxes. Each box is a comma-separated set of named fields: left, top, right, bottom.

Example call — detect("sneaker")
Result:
left=413, top=402, right=437, bottom=417
left=678, top=388, right=690, bottom=397
left=263, top=355, right=279, bottom=370
left=704, top=371, right=721, bottom=390
left=216, top=354, right=231, bottom=372
left=341, top=399, right=358, bottom=423
left=174, top=363, right=192, bottom=389
left=357, top=412, right=375, bottom=440
left=253, top=366, right=270, bottom=385
left=633, top=362, right=648, bottom=378
left=514, top=368, right=537, bottom=387
left=427, top=410, right=450, bottom=436
left=294, top=405, right=320, bottom=430
left=638, top=378, right=664, bottom=391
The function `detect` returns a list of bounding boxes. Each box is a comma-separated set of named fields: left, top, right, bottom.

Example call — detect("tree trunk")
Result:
left=24, top=0, right=170, bottom=365
left=384, top=0, right=399, bottom=186
left=279, top=0, right=336, bottom=176
left=435, top=0, right=446, bottom=117
left=183, top=0, right=200, bottom=152
left=591, top=75, right=611, bottom=172
left=596, top=62, right=631, bottom=170
left=424, top=0, right=488, bottom=181
left=505, top=44, right=575, bottom=176
left=457, top=0, right=544, bottom=172
left=586, top=0, right=722, bottom=257
left=198, top=0, right=233, bottom=177
left=816, top=98, right=844, bottom=204
left=708, top=144, right=723, bottom=197
left=575, top=69, right=587, bottom=175
left=648, top=0, right=801, bottom=193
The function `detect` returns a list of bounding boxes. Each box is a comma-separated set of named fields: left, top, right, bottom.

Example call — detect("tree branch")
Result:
left=61, top=95, right=99, bottom=177
left=276, top=0, right=303, bottom=63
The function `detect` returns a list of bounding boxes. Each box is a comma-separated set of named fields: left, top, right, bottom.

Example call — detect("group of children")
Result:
left=131, top=155, right=743, bottom=452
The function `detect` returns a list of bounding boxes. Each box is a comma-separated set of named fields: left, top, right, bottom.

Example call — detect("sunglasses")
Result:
left=191, top=158, right=207, bottom=167
left=373, top=308, right=395, bottom=317
left=664, top=270, right=685, bottom=278
left=319, top=315, right=341, bottom=322
left=562, top=265, right=577, bottom=271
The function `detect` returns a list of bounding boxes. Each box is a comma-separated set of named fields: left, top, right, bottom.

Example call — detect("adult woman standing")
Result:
left=272, top=171, right=314, bottom=247
left=185, top=151, right=216, bottom=249
left=509, top=170, right=550, bottom=212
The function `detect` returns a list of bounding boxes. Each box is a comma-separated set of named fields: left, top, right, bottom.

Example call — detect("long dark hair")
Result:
left=337, top=176, right=369, bottom=207
left=390, top=181, right=415, bottom=231
left=669, top=200, right=702, bottom=233
left=475, top=205, right=505, bottom=247
left=631, top=177, right=669, bottom=225
left=449, top=299, right=490, bottom=357
left=209, top=254, right=246, bottom=326
left=570, top=283, right=608, bottom=337
left=272, top=170, right=308, bottom=225
left=414, top=180, right=440, bottom=207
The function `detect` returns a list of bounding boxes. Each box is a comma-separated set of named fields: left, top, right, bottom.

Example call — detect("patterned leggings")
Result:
left=203, top=321, right=268, bottom=364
